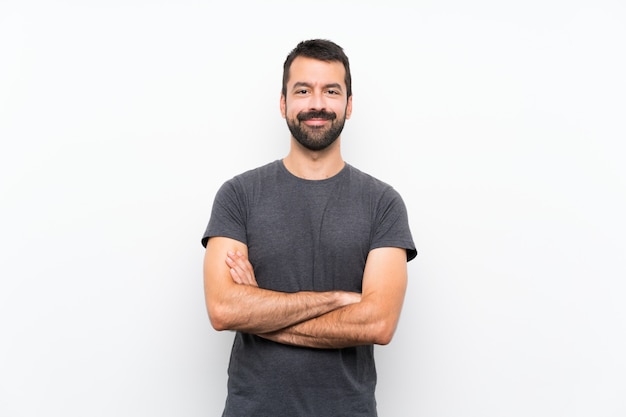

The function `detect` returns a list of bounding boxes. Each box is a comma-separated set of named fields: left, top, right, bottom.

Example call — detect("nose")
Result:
left=308, top=90, right=325, bottom=111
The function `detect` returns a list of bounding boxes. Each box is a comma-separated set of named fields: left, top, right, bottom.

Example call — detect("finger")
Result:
left=231, top=253, right=255, bottom=284
left=226, top=253, right=246, bottom=284
left=226, top=250, right=258, bottom=286
left=228, top=267, right=243, bottom=284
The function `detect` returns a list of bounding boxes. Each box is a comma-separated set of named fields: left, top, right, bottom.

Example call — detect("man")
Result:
left=201, top=39, right=417, bottom=416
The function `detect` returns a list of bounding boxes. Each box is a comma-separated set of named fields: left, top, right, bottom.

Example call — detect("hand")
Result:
left=225, top=250, right=258, bottom=287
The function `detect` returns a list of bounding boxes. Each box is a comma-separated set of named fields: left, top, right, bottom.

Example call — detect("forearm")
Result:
left=208, top=284, right=357, bottom=334
left=210, top=244, right=406, bottom=346
left=205, top=240, right=361, bottom=334
left=258, top=298, right=397, bottom=349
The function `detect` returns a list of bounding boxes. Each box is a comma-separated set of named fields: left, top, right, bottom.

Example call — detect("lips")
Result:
left=303, top=119, right=330, bottom=127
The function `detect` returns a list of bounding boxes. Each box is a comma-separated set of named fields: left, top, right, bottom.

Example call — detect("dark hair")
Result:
left=282, top=39, right=352, bottom=98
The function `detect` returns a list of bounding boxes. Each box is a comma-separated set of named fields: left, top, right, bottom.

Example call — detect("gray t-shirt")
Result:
left=202, top=160, right=417, bottom=416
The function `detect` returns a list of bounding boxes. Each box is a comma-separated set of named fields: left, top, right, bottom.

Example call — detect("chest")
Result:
left=244, top=183, right=375, bottom=291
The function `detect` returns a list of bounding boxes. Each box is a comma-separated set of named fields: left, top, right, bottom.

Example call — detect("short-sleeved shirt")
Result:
left=202, top=160, right=417, bottom=416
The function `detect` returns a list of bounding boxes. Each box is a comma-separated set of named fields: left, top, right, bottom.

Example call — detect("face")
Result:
left=281, top=56, right=352, bottom=151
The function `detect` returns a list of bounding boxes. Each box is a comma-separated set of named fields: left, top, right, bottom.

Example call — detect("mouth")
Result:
left=297, top=110, right=336, bottom=126
left=303, top=118, right=330, bottom=127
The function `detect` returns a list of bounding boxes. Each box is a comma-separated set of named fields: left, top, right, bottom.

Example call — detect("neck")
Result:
left=282, top=137, right=344, bottom=180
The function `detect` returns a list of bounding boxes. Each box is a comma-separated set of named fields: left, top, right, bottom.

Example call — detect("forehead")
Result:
left=286, top=56, right=346, bottom=88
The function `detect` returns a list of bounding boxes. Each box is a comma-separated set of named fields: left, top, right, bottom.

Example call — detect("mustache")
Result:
left=297, top=110, right=337, bottom=122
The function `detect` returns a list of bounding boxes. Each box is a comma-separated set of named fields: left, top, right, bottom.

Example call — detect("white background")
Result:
left=1, top=1, right=625, bottom=416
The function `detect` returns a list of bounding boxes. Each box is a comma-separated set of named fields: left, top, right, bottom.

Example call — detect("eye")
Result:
left=295, top=89, right=309, bottom=95
left=326, top=89, right=340, bottom=95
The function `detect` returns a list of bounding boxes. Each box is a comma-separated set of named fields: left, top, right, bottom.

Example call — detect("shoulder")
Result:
left=219, top=160, right=282, bottom=191
left=215, top=160, right=286, bottom=206
left=344, top=163, right=399, bottom=197
left=230, top=160, right=281, bottom=183
left=343, top=164, right=411, bottom=221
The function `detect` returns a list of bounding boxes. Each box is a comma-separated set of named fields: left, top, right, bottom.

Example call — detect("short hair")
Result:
left=282, top=39, right=352, bottom=98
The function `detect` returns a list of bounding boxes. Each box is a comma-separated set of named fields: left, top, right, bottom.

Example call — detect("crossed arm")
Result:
left=203, top=236, right=408, bottom=349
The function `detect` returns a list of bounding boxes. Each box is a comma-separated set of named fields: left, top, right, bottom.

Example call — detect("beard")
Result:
left=286, top=109, right=347, bottom=151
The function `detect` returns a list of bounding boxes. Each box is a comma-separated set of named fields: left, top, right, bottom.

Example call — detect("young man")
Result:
left=202, top=39, right=417, bottom=416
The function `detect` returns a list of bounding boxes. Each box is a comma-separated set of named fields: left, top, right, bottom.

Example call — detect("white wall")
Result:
left=1, top=1, right=625, bottom=416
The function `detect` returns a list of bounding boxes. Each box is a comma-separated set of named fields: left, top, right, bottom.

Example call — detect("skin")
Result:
left=227, top=247, right=408, bottom=348
left=203, top=241, right=361, bottom=334
left=280, top=56, right=352, bottom=179
left=203, top=56, right=409, bottom=348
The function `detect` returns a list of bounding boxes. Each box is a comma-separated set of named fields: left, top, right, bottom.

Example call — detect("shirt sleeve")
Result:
left=370, top=187, right=417, bottom=262
left=201, top=179, right=248, bottom=248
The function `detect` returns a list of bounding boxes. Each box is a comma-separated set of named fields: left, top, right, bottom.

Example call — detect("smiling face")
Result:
left=281, top=56, right=353, bottom=152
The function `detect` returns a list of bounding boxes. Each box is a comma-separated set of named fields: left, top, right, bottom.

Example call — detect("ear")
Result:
left=345, top=95, right=353, bottom=120
left=280, top=94, right=286, bottom=118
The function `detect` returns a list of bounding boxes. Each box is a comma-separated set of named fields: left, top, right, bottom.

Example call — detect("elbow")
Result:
left=372, top=319, right=398, bottom=346
left=373, top=331, right=394, bottom=346
left=207, top=302, right=230, bottom=332
left=210, top=318, right=228, bottom=332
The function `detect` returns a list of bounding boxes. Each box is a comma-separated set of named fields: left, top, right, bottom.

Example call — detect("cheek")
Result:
left=333, top=107, right=346, bottom=120
left=284, top=103, right=302, bottom=119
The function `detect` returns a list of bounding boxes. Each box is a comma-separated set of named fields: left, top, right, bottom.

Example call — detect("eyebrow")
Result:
left=292, top=82, right=344, bottom=92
